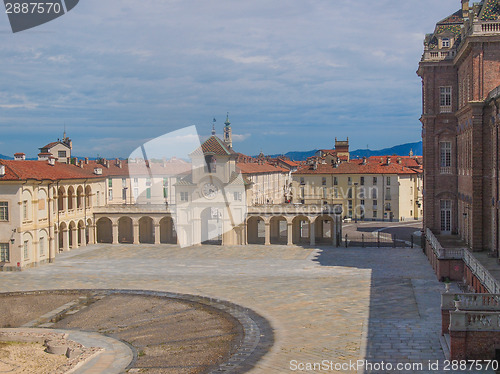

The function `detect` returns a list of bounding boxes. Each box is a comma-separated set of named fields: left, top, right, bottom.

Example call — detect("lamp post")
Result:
left=354, top=182, right=358, bottom=224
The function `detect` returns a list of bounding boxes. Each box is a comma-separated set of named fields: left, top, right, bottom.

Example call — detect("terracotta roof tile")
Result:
left=237, top=162, right=287, bottom=174
left=0, top=160, right=101, bottom=181
left=191, top=136, right=235, bottom=156
left=294, top=159, right=418, bottom=175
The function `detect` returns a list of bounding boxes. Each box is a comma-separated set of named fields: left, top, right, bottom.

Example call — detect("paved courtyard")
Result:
left=0, top=243, right=487, bottom=373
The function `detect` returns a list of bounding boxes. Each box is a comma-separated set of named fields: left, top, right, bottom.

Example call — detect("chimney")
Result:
left=85, top=157, right=89, bottom=164
left=362, top=157, right=367, bottom=165
left=118, top=160, right=122, bottom=168
left=0, top=165, right=4, bottom=177
left=38, top=153, right=50, bottom=161
left=105, top=160, right=110, bottom=168
left=79, top=160, right=84, bottom=168
left=462, top=0, right=469, bottom=15
left=94, top=167, right=103, bottom=175
left=48, top=157, right=56, bottom=166
left=387, top=157, right=391, bottom=165
left=397, top=157, right=402, bottom=164
left=14, top=153, right=25, bottom=161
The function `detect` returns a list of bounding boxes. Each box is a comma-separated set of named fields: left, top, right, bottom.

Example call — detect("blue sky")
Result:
left=0, top=0, right=458, bottom=158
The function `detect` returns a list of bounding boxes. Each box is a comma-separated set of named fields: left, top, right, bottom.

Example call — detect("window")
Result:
left=385, top=202, right=391, bottom=211
left=371, top=188, right=377, bottom=199
left=96, top=192, right=100, bottom=206
left=23, top=240, right=29, bottom=259
left=373, top=210, right=378, bottom=218
left=440, top=86, right=452, bottom=112
left=348, top=200, right=353, bottom=209
left=360, top=177, right=365, bottom=186
left=386, top=177, right=391, bottom=186
left=134, top=178, right=139, bottom=187
left=323, top=187, right=327, bottom=199
left=300, top=177, right=305, bottom=185
left=0, top=202, right=8, bottom=221
left=300, top=186, right=305, bottom=199
left=373, top=199, right=378, bottom=208
left=163, top=178, right=168, bottom=198
left=347, top=188, right=352, bottom=199
left=360, top=199, right=365, bottom=206
left=373, top=177, right=377, bottom=185
left=440, top=141, right=452, bottom=173
left=122, top=178, right=126, bottom=186
left=58, top=150, right=66, bottom=158
left=234, top=192, right=242, bottom=201
left=333, top=177, right=338, bottom=186
left=442, top=38, right=450, bottom=48
left=333, top=187, right=339, bottom=198
left=348, top=177, right=352, bottom=185
left=108, top=178, right=112, bottom=187
left=359, top=187, right=365, bottom=198
left=23, top=200, right=28, bottom=220
left=133, top=188, right=139, bottom=199
left=180, top=192, right=189, bottom=202
left=322, top=177, right=326, bottom=186
left=108, top=190, right=113, bottom=201
left=146, top=178, right=151, bottom=187
left=0, top=243, right=9, bottom=262
left=39, top=237, right=45, bottom=256
left=122, top=188, right=127, bottom=201
left=385, top=187, right=391, bottom=200
left=146, top=188, right=151, bottom=199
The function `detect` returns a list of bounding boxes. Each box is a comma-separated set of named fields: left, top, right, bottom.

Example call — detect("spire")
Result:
left=223, top=112, right=232, bottom=149
left=212, top=117, right=216, bottom=136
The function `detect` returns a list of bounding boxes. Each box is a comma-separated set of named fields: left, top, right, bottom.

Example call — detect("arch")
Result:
left=21, top=189, right=32, bottom=221
left=247, top=216, right=265, bottom=244
left=270, top=216, right=287, bottom=244
left=85, top=185, right=92, bottom=208
left=160, top=216, right=176, bottom=244
left=86, top=218, right=93, bottom=244
left=96, top=217, right=113, bottom=243
left=118, top=217, right=134, bottom=243
left=313, top=215, right=336, bottom=244
left=292, top=215, right=310, bottom=245
left=201, top=207, right=222, bottom=245
left=67, top=186, right=75, bottom=211
left=76, top=186, right=84, bottom=209
left=139, top=216, right=154, bottom=244
left=58, top=186, right=66, bottom=211
left=58, top=222, right=67, bottom=251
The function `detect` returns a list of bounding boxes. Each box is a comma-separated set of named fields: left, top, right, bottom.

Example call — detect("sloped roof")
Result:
left=80, top=159, right=191, bottom=178
left=0, top=160, right=101, bottom=181
left=237, top=162, right=287, bottom=174
left=294, top=159, right=418, bottom=175
left=191, top=136, right=235, bottom=156
left=40, top=141, right=70, bottom=150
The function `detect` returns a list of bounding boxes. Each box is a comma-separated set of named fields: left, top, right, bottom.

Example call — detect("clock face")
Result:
left=202, top=183, right=218, bottom=199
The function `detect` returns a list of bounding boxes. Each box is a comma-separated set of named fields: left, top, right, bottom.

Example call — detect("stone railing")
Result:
left=450, top=311, right=500, bottom=332
left=473, top=21, right=500, bottom=35
left=442, top=293, right=500, bottom=311
left=93, top=204, right=173, bottom=214
left=426, top=229, right=464, bottom=259
left=463, top=250, right=500, bottom=294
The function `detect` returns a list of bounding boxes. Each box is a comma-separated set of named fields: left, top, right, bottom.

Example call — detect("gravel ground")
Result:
left=0, top=293, right=83, bottom=328
left=52, top=294, right=242, bottom=374
left=0, top=341, right=68, bottom=374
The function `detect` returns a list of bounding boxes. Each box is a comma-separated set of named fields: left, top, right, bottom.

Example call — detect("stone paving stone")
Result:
left=0, top=244, right=494, bottom=373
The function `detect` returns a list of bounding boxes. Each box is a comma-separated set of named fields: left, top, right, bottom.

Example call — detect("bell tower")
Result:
left=223, top=112, right=232, bottom=149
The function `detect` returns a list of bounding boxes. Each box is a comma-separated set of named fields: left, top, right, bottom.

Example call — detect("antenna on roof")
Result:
left=212, top=117, right=216, bottom=136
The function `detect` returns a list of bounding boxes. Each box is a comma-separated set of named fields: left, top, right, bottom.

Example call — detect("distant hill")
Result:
left=0, top=154, right=13, bottom=160
left=256, top=141, right=422, bottom=161
left=350, top=141, right=422, bottom=159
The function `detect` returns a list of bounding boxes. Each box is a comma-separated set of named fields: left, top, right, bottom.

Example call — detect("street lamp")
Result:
left=354, top=182, right=358, bottom=224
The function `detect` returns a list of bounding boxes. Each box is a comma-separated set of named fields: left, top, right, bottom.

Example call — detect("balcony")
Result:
left=440, top=167, right=452, bottom=174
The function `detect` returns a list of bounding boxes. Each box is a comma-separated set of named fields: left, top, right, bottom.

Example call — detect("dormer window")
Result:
left=442, top=38, right=450, bottom=48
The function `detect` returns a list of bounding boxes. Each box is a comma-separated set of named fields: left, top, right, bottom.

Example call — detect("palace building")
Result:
left=419, top=0, right=500, bottom=361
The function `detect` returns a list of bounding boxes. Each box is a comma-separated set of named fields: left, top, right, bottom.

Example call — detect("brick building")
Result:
left=418, top=0, right=500, bottom=252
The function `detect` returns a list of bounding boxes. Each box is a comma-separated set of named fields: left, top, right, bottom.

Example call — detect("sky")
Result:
left=0, top=0, right=459, bottom=158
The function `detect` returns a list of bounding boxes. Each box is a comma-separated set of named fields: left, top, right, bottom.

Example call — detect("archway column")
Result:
left=133, top=224, right=139, bottom=244
left=309, top=221, right=315, bottom=246
left=79, top=226, right=85, bottom=246
left=71, top=228, right=78, bottom=249
left=264, top=222, right=270, bottom=245
left=287, top=222, right=293, bottom=246
left=88, top=224, right=95, bottom=244
left=154, top=224, right=160, bottom=245
left=112, top=224, right=119, bottom=244
left=49, top=225, right=56, bottom=263
left=62, top=229, right=69, bottom=251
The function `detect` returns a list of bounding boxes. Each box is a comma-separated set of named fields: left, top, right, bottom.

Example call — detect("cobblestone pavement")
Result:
left=0, top=244, right=489, bottom=373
